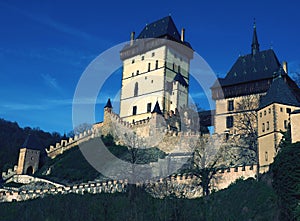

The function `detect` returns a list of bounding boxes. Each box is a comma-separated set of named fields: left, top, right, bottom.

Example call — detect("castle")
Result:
left=2, top=16, right=300, bottom=201
left=46, top=16, right=300, bottom=174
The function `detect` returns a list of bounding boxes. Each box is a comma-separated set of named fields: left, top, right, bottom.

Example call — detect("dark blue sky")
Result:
left=1, top=0, right=299, bottom=134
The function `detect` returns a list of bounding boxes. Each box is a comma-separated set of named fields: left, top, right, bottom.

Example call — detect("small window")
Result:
left=280, top=107, right=283, bottom=112
left=132, top=73, right=134, bottom=77
left=264, top=110, right=266, bottom=116
left=173, top=63, right=175, bottom=71
left=136, top=70, right=139, bottom=75
left=134, top=82, right=138, bottom=97
left=141, top=56, right=144, bottom=61
left=284, top=120, right=288, bottom=129
left=152, top=52, right=155, bottom=57
left=226, top=116, right=234, bottom=128
left=132, top=106, right=137, bottom=115
left=155, top=60, right=158, bottom=69
left=286, top=108, right=291, bottom=113
left=266, top=121, right=270, bottom=130
left=151, top=80, right=153, bottom=83
left=145, top=76, right=147, bottom=80
left=260, top=112, right=262, bottom=118
left=228, top=100, right=234, bottom=111
left=178, top=65, right=181, bottom=73
left=147, top=103, right=152, bottom=113
left=148, top=63, right=151, bottom=72
left=132, top=59, right=135, bottom=64
left=268, top=108, right=271, bottom=114
left=262, top=123, right=265, bottom=132
left=265, top=151, right=268, bottom=162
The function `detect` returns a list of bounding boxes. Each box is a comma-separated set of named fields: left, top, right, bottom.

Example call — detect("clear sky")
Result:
left=1, top=0, right=299, bottom=134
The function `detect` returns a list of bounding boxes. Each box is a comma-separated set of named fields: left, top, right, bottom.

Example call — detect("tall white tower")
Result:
left=119, top=16, right=193, bottom=123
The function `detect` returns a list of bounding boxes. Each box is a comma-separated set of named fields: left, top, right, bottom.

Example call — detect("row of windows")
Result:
left=131, top=52, right=155, bottom=64
left=131, top=61, right=159, bottom=77
left=262, top=121, right=270, bottom=132
left=259, top=107, right=291, bottom=117
left=132, top=103, right=152, bottom=115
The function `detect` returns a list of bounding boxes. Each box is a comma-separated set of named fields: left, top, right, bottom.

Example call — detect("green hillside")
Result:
left=0, top=178, right=278, bottom=221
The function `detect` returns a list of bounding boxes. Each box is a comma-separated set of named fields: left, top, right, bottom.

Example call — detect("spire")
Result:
left=104, top=98, right=112, bottom=109
left=251, top=19, right=260, bottom=55
left=151, top=101, right=163, bottom=115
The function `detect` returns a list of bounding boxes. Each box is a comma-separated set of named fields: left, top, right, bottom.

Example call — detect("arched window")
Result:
left=134, top=82, right=138, bottom=97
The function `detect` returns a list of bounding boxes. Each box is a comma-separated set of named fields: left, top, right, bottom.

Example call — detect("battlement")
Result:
left=46, top=129, right=94, bottom=159
left=0, top=179, right=128, bottom=203
left=2, top=165, right=18, bottom=181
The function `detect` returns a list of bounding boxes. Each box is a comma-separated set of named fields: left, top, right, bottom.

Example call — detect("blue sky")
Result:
left=0, top=0, right=299, bottom=134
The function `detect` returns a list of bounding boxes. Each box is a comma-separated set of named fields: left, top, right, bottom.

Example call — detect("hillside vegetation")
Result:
left=0, top=178, right=278, bottom=221
left=0, top=119, right=61, bottom=173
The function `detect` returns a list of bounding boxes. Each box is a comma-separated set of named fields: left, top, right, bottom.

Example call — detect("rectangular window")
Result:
left=132, top=106, right=137, bottom=115
left=268, top=108, right=271, bottom=114
left=132, top=59, right=135, bottom=64
left=147, top=103, right=152, bottom=113
left=264, top=110, right=266, bottom=116
left=265, top=151, right=268, bottom=162
left=226, top=116, right=234, bottom=128
left=280, top=107, right=283, bottom=112
left=155, top=60, right=158, bottom=69
left=286, top=108, right=291, bottom=113
left=178, top=65, right=181, bottom=73
left=136, top=70, right=139, bottom=75
left=266, top=121, right=270, bottom=130
left=228, top=100, right=234, bottom=111
left=148, top=63, right=151, bottom=72
left=284, top=120, right=288, bottom=129
left=262, top=123, right=265, bottom=132
left=152, top=52, right=155, bottom=57
left=141, top=56, right=144, bottom=61
left=260, top=112, right=262, bottom=118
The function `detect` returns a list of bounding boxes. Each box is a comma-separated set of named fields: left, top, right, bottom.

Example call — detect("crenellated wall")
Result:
left=1, top=165, right=18, bottom=181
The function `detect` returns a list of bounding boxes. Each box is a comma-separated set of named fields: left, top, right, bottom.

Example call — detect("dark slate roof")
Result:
left=22, top=134, right=41, bottom=150
left=151, top=101, right=163, bottom=114
left=174, top=73, right=188, bottom=87
left=218, top=49, right=281, bottom=87
left=104, top=98, right=112, bottom=108
left=259, top=76, right=300, bottom=109
left=137, top=16, right=192, bottom=48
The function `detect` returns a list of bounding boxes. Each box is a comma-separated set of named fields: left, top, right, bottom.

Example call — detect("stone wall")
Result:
left=1, top=165, right=18, bottom=181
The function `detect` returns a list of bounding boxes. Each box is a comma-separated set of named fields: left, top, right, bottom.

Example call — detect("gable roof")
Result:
left=174, top=72, right=188, bottom=87
left=219, top=49, right=281, bottom=87
left=259, top=76, right=300, bottom=109
left=137, top=16, right=192, bottom=48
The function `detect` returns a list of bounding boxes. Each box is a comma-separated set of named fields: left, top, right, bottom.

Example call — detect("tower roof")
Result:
left=251, top=20, right=260, bottom=55
left=151, top=101, right=163, bottom=115
left=104, top=98, right=112, bottom=108
left=174, top=72, right=188, bottom=87
left=22, top=134, right=41, bottom=150
left=137, top=16, right=192, bottom=48
left=259, top=76, right=300, bottom=109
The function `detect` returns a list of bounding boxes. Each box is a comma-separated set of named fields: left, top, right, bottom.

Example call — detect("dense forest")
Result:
left=0, top=118, right=61, bottom=173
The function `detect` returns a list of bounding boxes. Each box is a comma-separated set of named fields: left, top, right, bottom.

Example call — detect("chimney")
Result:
left=181, top=28, right=185, bottom=42
left=282, top=61, right=288, bottom=74
left=130, top=32, right=135, bottom=46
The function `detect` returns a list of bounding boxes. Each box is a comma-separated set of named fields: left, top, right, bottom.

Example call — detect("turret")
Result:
left=251, top=19, right=260, bottom=55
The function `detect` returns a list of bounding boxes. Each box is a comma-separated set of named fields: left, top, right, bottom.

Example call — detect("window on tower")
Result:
left=134, top=82, right=138, bottom=97
left=132, top=106, right=137, bottom=115
left=148, top=63, right=151, bottom=72
left=228, top=100, right=234, bottom=111
left=147, top=103, right=152, bottom=113
left=226, top=116, right=233, bottom=128
left=178, top=65, right=181, bottom=73
left=155, top=60, right=158, bottom=69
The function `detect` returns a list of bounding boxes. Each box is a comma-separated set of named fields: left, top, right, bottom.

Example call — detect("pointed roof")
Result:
left=174, top=72, right=188, bottom=87
left=259, top=76, right=300, bottom=109
left=137, top=16, right=192, bottom=48
left=104, top=98, right=112, bottom=108
left=251, top=20, right=260, bottom=55
left=151, top=101, right=163, bottom=115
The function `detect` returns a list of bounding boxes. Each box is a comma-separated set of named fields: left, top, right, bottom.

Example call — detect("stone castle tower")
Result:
left=119, top=16, right=194, bottom=123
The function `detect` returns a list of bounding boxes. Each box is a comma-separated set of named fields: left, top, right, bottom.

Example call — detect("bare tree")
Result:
left=191, top=134, right=225, bottom=196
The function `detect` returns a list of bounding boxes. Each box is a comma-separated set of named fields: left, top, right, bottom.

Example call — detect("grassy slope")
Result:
left=0, top=178, right=278, bottom=221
